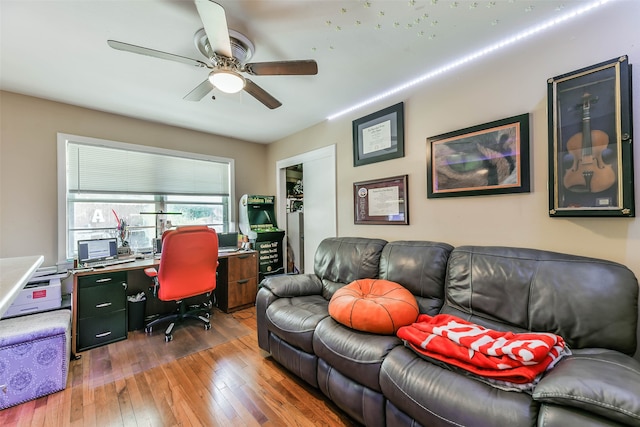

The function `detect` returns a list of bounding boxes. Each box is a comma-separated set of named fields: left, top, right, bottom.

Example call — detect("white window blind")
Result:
left=67, top=142, right=230, bottom=196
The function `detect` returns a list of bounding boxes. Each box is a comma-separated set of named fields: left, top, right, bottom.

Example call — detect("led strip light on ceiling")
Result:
left=327, top=0, right=616, bottom=121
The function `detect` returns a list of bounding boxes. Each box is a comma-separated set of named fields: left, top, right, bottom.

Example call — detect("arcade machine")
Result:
left=239, top=194, right=285, bottom=282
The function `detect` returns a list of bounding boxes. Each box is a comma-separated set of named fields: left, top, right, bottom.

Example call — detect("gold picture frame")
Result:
left=548, top=56, right=634, bottom=217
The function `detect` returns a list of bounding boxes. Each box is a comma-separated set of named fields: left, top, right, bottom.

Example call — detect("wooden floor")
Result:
left=0, top=307, right=357, bottom=427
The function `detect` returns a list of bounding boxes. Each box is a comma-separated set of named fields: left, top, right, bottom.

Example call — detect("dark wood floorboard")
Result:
left=0, top=307, right=357, bottom=427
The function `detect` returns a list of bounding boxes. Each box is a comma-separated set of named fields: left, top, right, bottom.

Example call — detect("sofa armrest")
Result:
left=260, top=273, right=323, bottom=298
left=532, top=349, right=640, bottom=426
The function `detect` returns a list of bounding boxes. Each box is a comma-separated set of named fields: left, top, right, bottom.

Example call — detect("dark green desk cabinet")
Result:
left=76, top=271, right=127, bottom=352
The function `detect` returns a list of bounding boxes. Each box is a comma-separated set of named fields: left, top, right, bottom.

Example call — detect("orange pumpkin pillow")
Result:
left=328, top=278, right=419, bottom=335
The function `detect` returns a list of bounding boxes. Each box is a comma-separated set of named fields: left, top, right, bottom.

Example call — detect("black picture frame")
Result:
left=353, top=102, right=404, bottom=167
left=354, top=175, right=409, bottom=225
left=548, top=55, right=634, bottom=217
left=426, top=114, right=530, bottom=198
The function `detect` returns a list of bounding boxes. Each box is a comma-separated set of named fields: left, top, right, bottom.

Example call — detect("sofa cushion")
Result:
left=441, top=246, right=638, bottom=354
left=379, top=240, right=454, bottom=315
left=328, top=278, right=419, bottom=334
left=313, top=237, right=387, bottom=299
left=537, top=403, right=628, bottom=427
left=313, top=316, right=401, bottom=392
left=264, top=295, right=329, bottom=353
left=380, top=345, right=537, bottom=427
left=532, top=350, right=640, bottom=426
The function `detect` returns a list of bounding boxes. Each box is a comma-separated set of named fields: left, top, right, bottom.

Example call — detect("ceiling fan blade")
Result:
left=244, top=79, right=282, bottom=109
left=184, top=79, right=213, bottom=101
left=107, top=40, right=209, bottom=68
left=194, top=0, right=232, bottom=58
left=245, top=60, right=318, bottom=76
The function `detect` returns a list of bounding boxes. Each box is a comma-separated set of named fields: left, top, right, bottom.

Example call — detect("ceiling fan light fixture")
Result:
left=209, top=69, right=245, bottom=93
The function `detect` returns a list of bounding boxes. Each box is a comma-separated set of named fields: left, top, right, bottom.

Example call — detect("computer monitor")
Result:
left=77, top=237, right=118, bottom=264
left=218, top=232, right=239, bottom=251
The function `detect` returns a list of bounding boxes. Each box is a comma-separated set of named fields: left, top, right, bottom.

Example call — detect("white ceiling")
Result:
left=0, top=0, right=612, bottom=144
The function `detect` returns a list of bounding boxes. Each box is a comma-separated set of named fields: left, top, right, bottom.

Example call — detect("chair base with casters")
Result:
left=144, top=297, right=213, bottom=342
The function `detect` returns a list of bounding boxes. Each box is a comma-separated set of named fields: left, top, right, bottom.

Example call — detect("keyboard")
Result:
left=218, top=248, right=239, bottom=254
left=87, top=258, right=136, bottom=268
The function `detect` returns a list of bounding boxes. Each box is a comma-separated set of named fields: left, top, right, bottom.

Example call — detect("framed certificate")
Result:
left=354, top=175, right=409, bottom=225
left=352, top=102, right=404, bottom=167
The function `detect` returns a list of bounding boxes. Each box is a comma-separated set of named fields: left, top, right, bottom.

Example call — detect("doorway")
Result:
left=285, top=164, right=304, bottom=273
left=276, top=145, right=337, bottom=274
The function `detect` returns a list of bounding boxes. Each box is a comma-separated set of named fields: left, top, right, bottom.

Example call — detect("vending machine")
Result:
left=239, top=194, right=285, bottom=281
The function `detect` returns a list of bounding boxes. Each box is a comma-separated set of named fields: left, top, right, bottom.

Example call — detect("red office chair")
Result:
left=144, top=225, right=219, bottom=342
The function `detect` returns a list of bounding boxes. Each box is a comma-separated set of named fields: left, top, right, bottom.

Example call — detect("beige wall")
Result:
left=1, top=2, right=639, bottom=281
left=0, top=91, right=268, bottom=265
left=267, top=1, right=640, bottom=280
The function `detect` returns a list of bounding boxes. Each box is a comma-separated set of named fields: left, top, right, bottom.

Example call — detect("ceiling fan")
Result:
left=107, top=0, right=318, bottom=109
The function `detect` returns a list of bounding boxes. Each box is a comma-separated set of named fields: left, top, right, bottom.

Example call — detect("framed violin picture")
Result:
left=548, top=56, right=634, bottom=217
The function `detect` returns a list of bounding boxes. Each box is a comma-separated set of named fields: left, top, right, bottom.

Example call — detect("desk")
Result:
left=71, top=251, right=257, bottom=356
left=0, top=256, right=44, bottom=318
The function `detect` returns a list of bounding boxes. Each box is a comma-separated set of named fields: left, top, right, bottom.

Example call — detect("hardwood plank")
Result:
left=159, top=355, right=224, bottom=425
left=0, top=306, right=356, bottom=426
left=114, top=378, right=137, bottom=427
left=182, top=351, right=240, bottom=423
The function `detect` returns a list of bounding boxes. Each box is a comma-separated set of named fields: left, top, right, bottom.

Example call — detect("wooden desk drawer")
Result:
left=227, top=277, right=258, bottom=309
left=77, top=310, right=127, bottom=352
left=78, top=271, right=126, bottom=288
left=228, top=252, right=257, bottom=282
left=78, top=279, right=127, bottom=319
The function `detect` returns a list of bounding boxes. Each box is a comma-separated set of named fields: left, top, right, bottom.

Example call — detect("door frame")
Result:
left=276, top=144, right=337, bottom=272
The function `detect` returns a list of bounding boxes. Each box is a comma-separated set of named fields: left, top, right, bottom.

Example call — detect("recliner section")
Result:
left=256, top=238, right=640, bottom=426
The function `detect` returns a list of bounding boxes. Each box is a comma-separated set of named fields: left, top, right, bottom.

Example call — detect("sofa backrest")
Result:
left=440, top=246, right=639, bottom=355
left=379, top=240, right=454, bottom=315
left=314, top=237, right=387, bottom=299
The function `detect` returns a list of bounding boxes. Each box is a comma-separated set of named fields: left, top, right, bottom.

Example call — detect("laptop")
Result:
left=77, top=237, right=134, bottom=267
left=218, top=232, right=239, bottom=253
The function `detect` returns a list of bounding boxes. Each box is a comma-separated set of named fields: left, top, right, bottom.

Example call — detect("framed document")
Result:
left=547, top=56, right=634, bottom=217
left=354, top=175, right=409, bottom=225
left=353, top=102, right=404, bottom=167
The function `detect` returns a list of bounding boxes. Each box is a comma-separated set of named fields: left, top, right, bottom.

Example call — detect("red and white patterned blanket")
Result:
left=397, top=314, right=569, bottom=384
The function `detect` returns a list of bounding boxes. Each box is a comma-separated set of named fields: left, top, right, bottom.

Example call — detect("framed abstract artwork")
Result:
left=427, top=114, right=530, bottom=198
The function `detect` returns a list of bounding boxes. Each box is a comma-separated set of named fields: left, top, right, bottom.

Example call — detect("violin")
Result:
left=563, top=93, right=615, bottom=193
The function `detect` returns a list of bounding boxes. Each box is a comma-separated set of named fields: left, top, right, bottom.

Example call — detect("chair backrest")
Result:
left=157, top=225, right=219, bottom=301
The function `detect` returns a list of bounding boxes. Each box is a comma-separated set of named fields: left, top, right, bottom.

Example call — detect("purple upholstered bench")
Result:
left=0, top=309, right=71, bottom=409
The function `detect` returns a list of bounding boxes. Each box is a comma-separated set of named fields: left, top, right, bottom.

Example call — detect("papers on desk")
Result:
left=31, top=266, right=59, bottom=278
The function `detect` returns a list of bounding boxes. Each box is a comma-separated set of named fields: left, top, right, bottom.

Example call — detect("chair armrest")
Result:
left=260, top=273, right=323, bottom=297
left=144, top=267, right=157, bottom=278
left=532, top=349, right=640, bottom=426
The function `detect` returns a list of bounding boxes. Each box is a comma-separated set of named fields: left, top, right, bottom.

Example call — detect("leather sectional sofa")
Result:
left=256, top=237, right=640, bottom=426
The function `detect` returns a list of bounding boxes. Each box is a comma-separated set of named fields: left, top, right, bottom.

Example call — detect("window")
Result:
left=57, top=134, right=234, bottom=261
